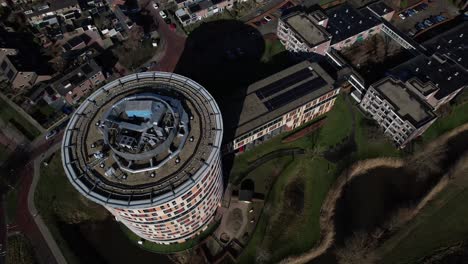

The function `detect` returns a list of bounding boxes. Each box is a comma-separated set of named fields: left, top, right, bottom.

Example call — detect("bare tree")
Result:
left=409, top=144, right=448, bottom=181
left=335, top=232, right=379, bottom=264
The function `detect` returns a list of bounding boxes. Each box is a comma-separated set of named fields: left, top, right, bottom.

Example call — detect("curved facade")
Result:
left=62, top=72, right=223, bottom=244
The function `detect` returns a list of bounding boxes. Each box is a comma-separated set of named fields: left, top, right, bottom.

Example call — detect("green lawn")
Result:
left=35, top=153, right=108, bottom=264
left=354, top=110, right=401, bottom=159
left=5, top=186, right=18, bottom=224
left=378, top=177, right=468, bottom=264
left=233, top=95, right=408, bottom=262
left=6, top=234, right=36, bottom=264
left=121, top=221, right=220, bottom=253
left=0, top=97, right=40, bottom=140
left=0, top=143, right=10, bottom=162
left=261, top=39, right=285, bottom=63
left=235, top=95, right=357, bottom=262
left=421, top=102, right=468, bottom=143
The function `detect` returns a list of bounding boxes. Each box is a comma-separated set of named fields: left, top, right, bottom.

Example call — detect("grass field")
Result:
left=235, top=95, right=373, bottom=262
left=378, top=156, right=468, bottom=264
left=5, top=186, right=18, bottom=224
left=6, top=234, right=36, bottom=264
left=35, top=153, right=108, bottom=264
left=261, top=39, right=285, bottom=63
left=421, top=102, right=468, bottom=143
left=0, top=97, right=40, bottom=140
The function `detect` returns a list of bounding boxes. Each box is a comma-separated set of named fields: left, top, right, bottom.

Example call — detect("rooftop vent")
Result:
left=448, top=39, right=452, bottom=43
left=455, top=72, right=459, bottom=76
left=448, top=76, right=452, bottom=80
left=415, top=67, right=419, bottom=72
left=458, top=57, right=462, bottom=61
left=460, top=33, right=464, bottom=38
left=334, top=13, right=337, bottom=17
left=437, top=45, right=440, bottom=49
left=347, top=26, right=350, bottom=29
left=427, top=61, right=432, bottom=65
left=384, top=8, right=387, bottom=12
left=345, top=9, right=349, bottom=13
left=359, top=20, right=362, bottom=24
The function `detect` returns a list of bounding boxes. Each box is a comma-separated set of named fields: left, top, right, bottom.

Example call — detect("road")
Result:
left=144, top=3, right=186, bottom=72
left=1, top=129, right=66, bottom=264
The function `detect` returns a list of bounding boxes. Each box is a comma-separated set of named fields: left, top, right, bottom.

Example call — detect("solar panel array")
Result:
left=263, top=77, right=327, bottom=111
left=255, top=68, right=313, bottom=99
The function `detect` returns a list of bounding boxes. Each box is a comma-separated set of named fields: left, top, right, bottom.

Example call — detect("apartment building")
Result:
left=277, top=10, right=331, bottom=56
left=360, top=77, right=437, bottom=147
left=277, top=2, right=394, bottom=55
left=390, top=55, right=468, bottom=110
left=51, top=60, right=105, bottom=105
left=0, top=49, right=52, bottom=89
left=228, top=61, right=340, bottom=152
left=175, top=0, right=234, bottom=26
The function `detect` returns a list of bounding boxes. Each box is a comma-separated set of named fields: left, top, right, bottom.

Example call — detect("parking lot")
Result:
left=391, top=0, right=459, bottom=36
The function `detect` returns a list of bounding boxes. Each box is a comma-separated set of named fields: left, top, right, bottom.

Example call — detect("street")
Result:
left=143, top=0, right=187, bottom=72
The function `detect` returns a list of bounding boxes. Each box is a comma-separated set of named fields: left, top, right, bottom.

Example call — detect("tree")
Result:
left=335, top=232, right=379, bottom=264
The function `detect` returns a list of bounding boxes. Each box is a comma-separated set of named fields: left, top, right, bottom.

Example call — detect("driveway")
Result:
left=142, top=0, right=187, bottom=72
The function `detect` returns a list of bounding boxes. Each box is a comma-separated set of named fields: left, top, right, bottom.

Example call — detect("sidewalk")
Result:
left=28, top=143, right=66, bottom=264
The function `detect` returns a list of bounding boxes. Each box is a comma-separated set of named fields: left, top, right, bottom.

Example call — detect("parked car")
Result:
left=424, top=19, right=433, bottom=27
left=399, top=13, right=406, bottom=19
left=416, top=22, right=426, bottom=30
left=406, top=9, right=416, bottom=16
left=264, top=15, right=272, bottom=22
left=159, top=10, right=167, bottom=19
left=45, top=129, right=57, bottom=140
left=152, top=2, right=159, bottom=9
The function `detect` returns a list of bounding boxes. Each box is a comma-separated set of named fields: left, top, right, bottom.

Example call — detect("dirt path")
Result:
left=279, top=122, right=468, bottom=264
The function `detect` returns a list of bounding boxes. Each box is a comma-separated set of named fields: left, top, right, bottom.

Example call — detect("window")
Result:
left=1, top=61, right=7, bottom=70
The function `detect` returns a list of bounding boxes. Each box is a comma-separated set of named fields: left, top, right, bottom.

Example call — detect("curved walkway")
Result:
left=279, top=122, right=468, bottom=264
left=28, top=144, right=66, bottom=264
left=10, top=133, right=66, bottom=264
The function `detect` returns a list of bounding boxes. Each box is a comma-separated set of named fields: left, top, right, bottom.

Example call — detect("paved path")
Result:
left=8, top=130, right=66, bottom=264
left=29, top=143, right=66, bottom=264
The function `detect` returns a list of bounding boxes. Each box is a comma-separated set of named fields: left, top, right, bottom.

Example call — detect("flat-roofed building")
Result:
left=229, top=61, right=340, bottom=152
left=360, top=76, right=437, bottom=147
left=423, top=22, right=468, bottom=71
left=62, top=72, right=224, bottom=244
left=390, top=55, right=468, bottom=110
left=277, top=11, right=331, bottom=56
left=325, top=3, right=382, bottom=50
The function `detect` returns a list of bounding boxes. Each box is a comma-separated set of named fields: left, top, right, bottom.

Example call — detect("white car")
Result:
left=45, top=129, right=57, bottom=140
left=399, top=13, right=406, bottom=20
left=159, top=10, right=167, bottom=19
left=152, top=2, right=159, bottom=9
